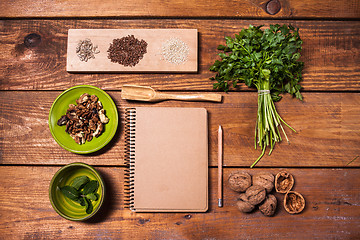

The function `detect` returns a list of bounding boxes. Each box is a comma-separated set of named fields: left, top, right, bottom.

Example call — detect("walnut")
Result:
left=88, top=119, right=97, bottom=131
left=228, top=171, right=252, bottom=192
left=66, top=111, right=77, bottom=121
left=57, top=115, right=68, bottom=126
left=76, top=93, right=90, bottom=104
left=284, top=191, right=305, bottom=214
left=86, top=134, right=93, bottom=142
left=57, top=93, right=109, bottom=144
left=245, top=185, right=266, bottom=205
left=98, top=109, right=109, bottom=124
left=253, top=172, right=274, bottom=193
left=68, top=104, right=76, bottom=111
left=259, top=194, right=277, bottom=216
left=96, top=101, right=103, bottom=110
left=70, top=132, right=85, bottom=145
left=93, top=123, right=103, bottom=138
left=275, top=171, right=294, bottom=193
left=90, top=94, right=98, bottom=102
left=236, top=193, right=255, bottom=213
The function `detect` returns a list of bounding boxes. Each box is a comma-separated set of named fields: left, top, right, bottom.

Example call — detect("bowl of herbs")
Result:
left=49, top=162, right=105, bottom=221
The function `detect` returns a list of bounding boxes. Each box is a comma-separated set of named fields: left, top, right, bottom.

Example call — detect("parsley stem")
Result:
left=252, top=80, right=296, bottom=167
left=250, top=146, right=266, bottom=168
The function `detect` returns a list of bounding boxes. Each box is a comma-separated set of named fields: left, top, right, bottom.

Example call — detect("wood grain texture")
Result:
left=0, top=0, right=359, bottom=18
left=0, top=19, right=359, bottom=91
left=1, top=91, right=359, bottom=167
left=0, top=166, right=359, bottom=239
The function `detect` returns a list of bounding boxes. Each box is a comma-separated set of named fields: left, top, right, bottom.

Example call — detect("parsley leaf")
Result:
left=210, top=24, right=304, bottom=101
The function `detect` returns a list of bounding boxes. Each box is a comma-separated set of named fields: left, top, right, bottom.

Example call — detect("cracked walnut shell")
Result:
left=228, top=171, right=252, bottom=192
left=275, top=171, right=294, bottom=193
left=284, top=191, right=305, bottom=214
left=253, top=172, right=274, bottom=193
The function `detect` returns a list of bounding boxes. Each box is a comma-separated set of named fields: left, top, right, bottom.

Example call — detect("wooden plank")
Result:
left=0, top=19, right=359, bottom=91
left=0, top=0, right=359, bottom=19
left=67, top=29, right=198, bottom=72
left=1, top=91, right=359, bottom=167
left=0, top=166, right=359, bottom=239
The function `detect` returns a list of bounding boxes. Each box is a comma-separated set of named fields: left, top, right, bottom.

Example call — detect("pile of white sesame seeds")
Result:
left=161, top=38, right=189, bottom=64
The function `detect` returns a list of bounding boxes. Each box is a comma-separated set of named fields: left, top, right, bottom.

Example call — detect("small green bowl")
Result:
left=49, top=85, right=118, bottom=154
left=49, top=162, right=105, bottom=221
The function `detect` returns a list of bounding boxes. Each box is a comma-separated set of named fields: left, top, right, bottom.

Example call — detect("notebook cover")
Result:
left=128, top=107, right=208, bottom=212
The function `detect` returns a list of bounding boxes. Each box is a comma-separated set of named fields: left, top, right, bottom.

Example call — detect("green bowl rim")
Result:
left=48, top=85, right=118, bottom=154
left=49, top=162, right=105, bottom=221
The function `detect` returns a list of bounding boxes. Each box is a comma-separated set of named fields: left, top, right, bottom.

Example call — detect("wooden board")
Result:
left=66, top=29, right=198, bottom=72
left=0, top=166, right=359, bottom=239
left=1, top=0, right=360, bottom=19
left=1, top=20, right=359, bottom=91
left=1, top=91, right=359, bottom=167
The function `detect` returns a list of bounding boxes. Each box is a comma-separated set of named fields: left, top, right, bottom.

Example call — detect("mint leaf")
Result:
left=86, top=193, right=98, bottom=201
left=71, top=176, right=90, bottom=190
left=75, top=197, right=86, bottom=206
left=82, top=180, right=99, bottom=195
left=60, top=186, right=80, bottom=201
left=84, top=197, right=93, bottom=214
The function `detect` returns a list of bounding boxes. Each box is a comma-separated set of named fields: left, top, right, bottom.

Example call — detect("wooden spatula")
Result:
left=121, top=85, right=222, bottom=102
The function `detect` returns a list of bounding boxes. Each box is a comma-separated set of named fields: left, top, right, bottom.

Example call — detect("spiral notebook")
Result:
left=124, top=107, right=208, bottom=212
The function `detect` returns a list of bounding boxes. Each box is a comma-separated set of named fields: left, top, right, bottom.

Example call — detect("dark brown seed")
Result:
left=107, top=35, right=148, bottom=67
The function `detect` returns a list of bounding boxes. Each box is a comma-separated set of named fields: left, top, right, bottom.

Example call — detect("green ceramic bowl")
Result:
left=49, top=85, right=118, bottom=154
left=49, top=162, right=105, bottom=221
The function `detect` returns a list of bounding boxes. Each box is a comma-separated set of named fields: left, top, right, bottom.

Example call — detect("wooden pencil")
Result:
left=218, top=125, right=223, bottom=207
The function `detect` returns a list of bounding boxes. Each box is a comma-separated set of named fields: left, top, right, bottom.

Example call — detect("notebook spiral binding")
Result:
left=124, top=108, right=136, bottom=210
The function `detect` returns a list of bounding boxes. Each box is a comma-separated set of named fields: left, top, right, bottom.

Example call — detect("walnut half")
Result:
left=275, top=171, right=294, bottom=193
left=284, top=191, right=305, bottom=214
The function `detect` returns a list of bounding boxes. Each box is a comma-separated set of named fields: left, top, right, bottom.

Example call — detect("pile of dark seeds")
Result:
left=107, top=35, right=148, bottom=67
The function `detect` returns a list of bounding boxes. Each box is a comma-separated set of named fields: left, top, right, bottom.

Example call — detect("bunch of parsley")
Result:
left=210, top=24, right=304, bottom=167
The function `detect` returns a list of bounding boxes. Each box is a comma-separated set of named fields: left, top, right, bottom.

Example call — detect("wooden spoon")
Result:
left=121, top=85, right=222, bottom=102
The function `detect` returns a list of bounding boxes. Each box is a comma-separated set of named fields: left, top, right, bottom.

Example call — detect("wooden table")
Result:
left=1, top=0, right=359, bottom=239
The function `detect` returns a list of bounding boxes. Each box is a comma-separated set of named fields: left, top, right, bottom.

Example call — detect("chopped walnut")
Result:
left=90, top=94, right=98, bottom=102
left=98, top=109, right=109, bottom=123
left=57, top=115, right=68, bottom=126
left=57, top=93, right=109, bottom=144
left=71, top=132, right=85, bottom=145
left=93, top=122, right=103, bottom=138
left=76, top=93, right=90, bottom=105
